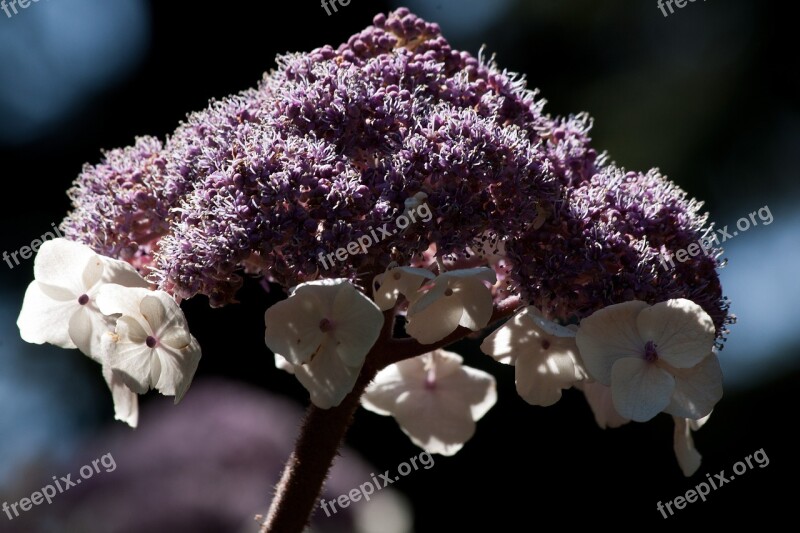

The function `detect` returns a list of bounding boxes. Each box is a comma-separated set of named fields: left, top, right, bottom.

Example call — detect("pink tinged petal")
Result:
left=274, top=353, right=296, bottom=375
left=405, top=294, right=464, bottom=344
left=264, top=291, right=326, bottom=366
left=663, top=354, right=723, bottom=419
left=105, top=315, right=153, bottom=394
left=452, top=276, right=494, bottom=331
left=636, top=299, right=715, bottom=369
left=515, top=350, right=577, bottom=407
left=102, top=365, right=139, bottom=428
left=68, top=306, right=116, bottom=360
left=331, top=283, right=384, bottom=367
left=154, top=337, right=202, bottom=403
left=576, top=300, right=649, bottom=385
left=33, top=238, right=98, bottom=294
left=17, top=281, right=77, bottom=348
left=673, top=417, right=702, bottom=477
left=611, top=357, right=676, bottom=422
left=95, top=285, right=152, bottom=318
left=98, top=255, right=149, bottom=289
left=578, top=381, right=630, bottom=429
left=293, top=343, right=361, bottom=409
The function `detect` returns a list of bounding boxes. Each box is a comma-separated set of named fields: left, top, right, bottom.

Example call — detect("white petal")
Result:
left=636, top=299, right=715, bottom=369
left=364, top=350, right=497, bottom=456
left=576, top=301, right=648, bottom=385
left=515, top=350, right=577, bottom=407
left=274, top=353, right=295, bottom=375
left=102, top=365, right=139, bottom=428
left=293, top=342, right=361, bottom=409
left=95, top=285, right=152, bottom=318
left=480, top=307, right=535, bottom=365
left=405, top=295, right=463, bottom=344
left=264, top=290, right=326, bottom=366
left=578, top=381, right=630, bottom=429
left=33, top=238, right=98, bottom=294
left=142, top=292, right=192, bottom=349
left=104, top=315, right=153, bottom=394
left=154, top=337, right=202, bottom=403
left=68, top=306, right=116, bottom=360
left=453, top=277, right=494, bottom=331
left=689, top=412, right=712, bottom=431
left=664, top=354, right=723, bottom=419
left=331, top=283, right=384, bottom=367
left=98, top=255, right=149, bottom=288
left=17, top=281, right=77, bottom=348
left=611, top=357, right=675, bottom=422
left=372, top=267, right=435, bottom=311
left=673, top=417, right=702, bottom=477
left=362, top=362, right=410, bottom=416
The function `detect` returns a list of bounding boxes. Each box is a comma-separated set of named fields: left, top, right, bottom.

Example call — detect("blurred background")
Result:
left=1, top=0, right=798, bottom=530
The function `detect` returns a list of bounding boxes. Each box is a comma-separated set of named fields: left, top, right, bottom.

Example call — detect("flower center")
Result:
left=78, top=294, right=90, bottom=306
left=319, top=318, right=334, bottom=333
left=644, top=340, right=658, bottom=362
left=541, top=339, right=551, bottom=350
left=444, top=288, right=454, bottom=297
left=146, top=336, right=159, bottom=348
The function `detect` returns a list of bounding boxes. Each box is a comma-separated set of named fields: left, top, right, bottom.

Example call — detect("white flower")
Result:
left=576, top=381, right=630, bottom=429
left=576, top=299, right=723, bottom=423
left=17, top=238, right=148, bottom=357
left=361, top=349, right=497, bottom=456
left=480, top=306, right=581, bottom=406
left=405, top=267, right=497, bottom=344
left=264, top=279, right=384, bottom=409
left=372, top=266, right=435, bottom=311
left=96, top=285, right=202, bottom=403
left=673, top=413, right=711, bottom=476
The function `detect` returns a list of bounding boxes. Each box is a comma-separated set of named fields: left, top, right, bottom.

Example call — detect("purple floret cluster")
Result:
left=60, top=8, right=731, bottom=336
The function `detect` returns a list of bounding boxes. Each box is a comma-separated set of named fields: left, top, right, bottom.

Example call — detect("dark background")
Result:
left=1, top=0, right=798, bottom=531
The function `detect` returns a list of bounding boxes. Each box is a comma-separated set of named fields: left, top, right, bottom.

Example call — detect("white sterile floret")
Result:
left=576, top=299, right=722, bottom=423
left=265, top=279, right=384, bottom=409
left=372, top=266, right=435, bottom=311
left=362, top=349, right=497, bottom=456
left=405, top=267, right=497, bottom=344
left=97, top=285, right=202, bottom=404
left=481, top=306, right=581, bottom=406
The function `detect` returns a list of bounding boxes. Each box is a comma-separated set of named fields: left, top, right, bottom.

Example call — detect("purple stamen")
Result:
left=644, top=340, right=658, bottom=362
left=78, top=294, right=89, bottom=306
left=146, top=336, right=158, bottom=348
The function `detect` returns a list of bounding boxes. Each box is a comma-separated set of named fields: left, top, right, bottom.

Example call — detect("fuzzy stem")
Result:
left=260, top=296, right=520, bottom=532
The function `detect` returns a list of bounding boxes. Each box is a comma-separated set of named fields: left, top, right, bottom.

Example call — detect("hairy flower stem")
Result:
left=261, top=298, right=520, bottom=532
